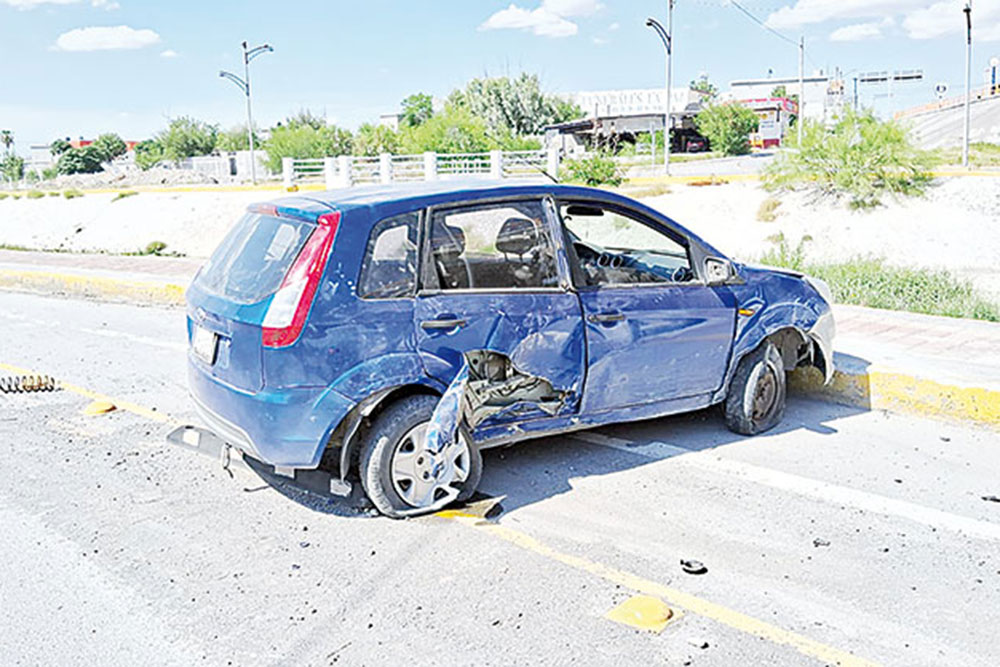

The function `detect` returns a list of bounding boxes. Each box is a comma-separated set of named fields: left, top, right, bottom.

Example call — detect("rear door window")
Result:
left=426, top=200, right=559, bottom=290
left=358, top=212, right=419, bottom=299
left=195, top=213, right=315, bottom=304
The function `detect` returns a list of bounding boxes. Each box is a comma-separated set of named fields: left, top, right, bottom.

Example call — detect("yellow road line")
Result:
left=440, top=512, right=878, bottom=666
left=4, top=355, right=877, bottom=665
left=0, top=269, right=186, bottom=306
left=0, top=361, right=177, bottom=425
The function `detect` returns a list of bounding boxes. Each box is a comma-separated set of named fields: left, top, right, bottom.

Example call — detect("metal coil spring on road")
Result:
left=0, top=375, right=59, bottom=394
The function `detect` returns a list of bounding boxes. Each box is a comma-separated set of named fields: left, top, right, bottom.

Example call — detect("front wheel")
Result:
left=359, top=395, right=482, bottom=519
left=724, top=341, right=787, bottom=435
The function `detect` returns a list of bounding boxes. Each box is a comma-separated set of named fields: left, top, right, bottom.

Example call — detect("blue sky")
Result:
left=1, top=0, right=999, bottom=149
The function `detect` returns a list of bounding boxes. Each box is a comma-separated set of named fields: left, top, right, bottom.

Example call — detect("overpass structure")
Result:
left=896, top=85, right=1000, bottom=148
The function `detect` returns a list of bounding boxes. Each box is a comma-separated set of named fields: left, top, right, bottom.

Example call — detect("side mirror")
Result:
left=704, top=257, right=735, bottom=286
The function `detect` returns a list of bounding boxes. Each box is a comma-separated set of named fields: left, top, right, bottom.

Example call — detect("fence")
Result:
left=283, top=147, right=560, bottom=189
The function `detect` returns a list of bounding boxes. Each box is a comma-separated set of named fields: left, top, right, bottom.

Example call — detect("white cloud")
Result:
left=479, top=0, right=601, bottom=38
left=53, top=25, right=161, bottom=51
left=1, top=0, right=118, bottom=9
left=904, top=1, right=1000, bottom=40
left=608, top=21, right=620, bottom=31
left=765, top=0, right=922, bottom=30
left=159, top=48, right=178, bottom=58
left=829, top=21, right=884, bottom=41
left=592, top=36, right=608, bottom=45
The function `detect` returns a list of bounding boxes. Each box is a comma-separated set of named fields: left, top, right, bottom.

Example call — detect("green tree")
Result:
left=1, top=154, right=25, bottom=181
left=156, top=117, right=218, bottom=162
left=284, top=109, right=328, bottom=131
left=695, top=103, right=759, bottom=156
left=400, top=93, right=434, bottom=128
left=56, top=146, right=105, bottom=174
left=134, top=139, right=165, bottom=170
left=770, top=85, right=799, bottom=104
left=398, top=104, right=494, bottom=154
left=50, top=138, right=72, bottom=156
left=0, top=130, right=13, bottom=154
left=353, top=123, right=400, bottom=156
left=216, top=125, right=261, bottom=152
left=691, top=75, right=719, bottom=101
left=263, top=123, right=353, bottom=172
left=450, top=73, right=583, bottom=137
left=92, top=133, right=128, bottom=162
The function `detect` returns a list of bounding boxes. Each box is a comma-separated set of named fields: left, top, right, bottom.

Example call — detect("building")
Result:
left=741, top=98, right=798, bottom=148
left=729, top=74, right=844, bottom=123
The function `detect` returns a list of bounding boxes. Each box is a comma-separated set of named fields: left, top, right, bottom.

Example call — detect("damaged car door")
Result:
left=558, top=200, right=737, bottom=412
left=415, top=197, right=586, bottom=442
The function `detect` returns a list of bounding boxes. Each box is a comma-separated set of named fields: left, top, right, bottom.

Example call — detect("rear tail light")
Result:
left=262, top=211, right=341, bottom=348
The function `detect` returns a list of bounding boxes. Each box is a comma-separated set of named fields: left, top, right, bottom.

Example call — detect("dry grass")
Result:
left=757, top=197, right=782, bottom=222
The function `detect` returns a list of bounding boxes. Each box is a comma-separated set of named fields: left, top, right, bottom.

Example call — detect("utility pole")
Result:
left=220, top=40, right=274, bottom=185
left=798, top=36, right=805, bottom=145
left=646, top=9, right=674, bottom=174
left=963, top=2, right=973, bottom=168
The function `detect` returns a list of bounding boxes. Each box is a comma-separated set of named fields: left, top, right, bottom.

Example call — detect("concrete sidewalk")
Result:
left=1, top=249, right=998, bottom=427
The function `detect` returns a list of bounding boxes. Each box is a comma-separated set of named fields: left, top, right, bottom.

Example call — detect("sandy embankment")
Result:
left=0, top=178, right=998, bottom=299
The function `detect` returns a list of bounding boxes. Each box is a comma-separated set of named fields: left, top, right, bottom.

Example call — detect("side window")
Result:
left=358, top=212, right=419, bottom=299
left=559, top=202, right=694, bottom=286
left=428, top=199, right=559, bottom=290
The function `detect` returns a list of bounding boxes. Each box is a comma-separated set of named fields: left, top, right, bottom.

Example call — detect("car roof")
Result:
left=267, top=180, right=618, bottom=215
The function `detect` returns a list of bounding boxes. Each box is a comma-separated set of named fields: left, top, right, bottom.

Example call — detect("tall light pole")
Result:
left=646, top=8, right=673, bottom=175
left=963, top=2, right=972, bottom=168
left=220, top=40, right=273, bottom=184
left=798, top=36, right=805, bottom=146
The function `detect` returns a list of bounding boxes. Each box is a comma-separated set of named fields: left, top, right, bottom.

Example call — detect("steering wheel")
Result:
left=671, top=266, right=693, bottom=283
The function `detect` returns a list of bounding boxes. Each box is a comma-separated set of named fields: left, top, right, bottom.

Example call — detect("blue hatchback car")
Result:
left=179, top=181, right=834, bottom=517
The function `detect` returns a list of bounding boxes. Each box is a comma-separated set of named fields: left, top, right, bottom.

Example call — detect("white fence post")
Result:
left=324, top=157, right=337, bottom=190
left=337, top=155, right=353, bottom=188
left=282, top=157, right=294, bottom=188
left=490, top=150, right=503, bottom=179
left=424, top=152, right=438, bottom=181
left=547, top=146, right=560, bottom=180
left=379, top=153, right=392, bottom=184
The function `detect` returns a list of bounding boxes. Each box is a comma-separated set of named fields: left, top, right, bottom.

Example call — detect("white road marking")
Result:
left=0, top=311, right=186, bottom=352
left=570, top=432, right=1000, bottom=543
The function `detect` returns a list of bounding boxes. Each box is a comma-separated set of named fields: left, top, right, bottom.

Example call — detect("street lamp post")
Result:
left=963, top=2, right=972, bottom=168
left=646, top=7, right=674, bottom=175
left=220, top=40, right=273, bottom=184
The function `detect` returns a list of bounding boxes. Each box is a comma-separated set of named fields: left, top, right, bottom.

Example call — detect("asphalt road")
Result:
left=1, top=291, right=998, bottom=667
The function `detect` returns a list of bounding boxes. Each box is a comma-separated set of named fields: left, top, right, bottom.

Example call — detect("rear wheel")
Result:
left=359, top=395, right=482, bottom=519
left=724, top=341, right=786, bottom=435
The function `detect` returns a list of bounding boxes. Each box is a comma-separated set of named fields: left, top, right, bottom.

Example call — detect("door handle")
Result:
left=421, top=318, right=467, bottom=330
left=587, top=312, right=625, bottom=324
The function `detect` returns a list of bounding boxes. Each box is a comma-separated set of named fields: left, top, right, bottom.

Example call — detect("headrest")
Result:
left=496, top=217, right=539, bottom=256
left=431, top=224, right=465, bottom=258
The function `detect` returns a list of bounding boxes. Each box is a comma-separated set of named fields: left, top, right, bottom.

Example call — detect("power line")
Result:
left=728, top=0, right=797, bottom=47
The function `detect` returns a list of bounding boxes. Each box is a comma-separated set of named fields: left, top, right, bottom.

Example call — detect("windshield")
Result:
left=195, top=213, right=315, bottom=304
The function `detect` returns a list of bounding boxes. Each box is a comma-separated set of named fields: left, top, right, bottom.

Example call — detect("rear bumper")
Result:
left=808, top=309, right=836, bottom=385
left=187, top=360, right=355, bottom=469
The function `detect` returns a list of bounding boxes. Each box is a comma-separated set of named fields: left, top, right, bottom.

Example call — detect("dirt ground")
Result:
left=1, top=177, right=998, bottom=299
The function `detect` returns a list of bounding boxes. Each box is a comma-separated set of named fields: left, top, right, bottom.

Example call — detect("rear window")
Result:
left=195, top=213, right=315, bottom=304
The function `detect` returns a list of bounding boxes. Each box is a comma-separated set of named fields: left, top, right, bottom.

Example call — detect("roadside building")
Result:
left=741, top=98, right=798, bottom=148
left=730, top=73, right=844, bottom=123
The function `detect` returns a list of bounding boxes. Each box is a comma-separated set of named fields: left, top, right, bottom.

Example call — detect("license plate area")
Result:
left=192, top=324, right=219, bottom=365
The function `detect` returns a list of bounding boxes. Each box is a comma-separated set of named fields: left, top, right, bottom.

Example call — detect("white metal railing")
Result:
left=284, top=147, right=561, bottom=189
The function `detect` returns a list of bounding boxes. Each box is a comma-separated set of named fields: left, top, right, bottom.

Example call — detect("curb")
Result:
left=0, top=268, right=185, bottom=307
left=790, top=364, right=1000, bottom=429
left=2, top=269, right=997, bottom=428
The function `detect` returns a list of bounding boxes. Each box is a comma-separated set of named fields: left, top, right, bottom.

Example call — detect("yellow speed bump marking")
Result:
left=605, top=594, right=678, bottom=633
left=82, top=400, right=117, bottom=416
left=0, top=362, right=177, bottom=426
left=441, top=513, right=878, bottom=667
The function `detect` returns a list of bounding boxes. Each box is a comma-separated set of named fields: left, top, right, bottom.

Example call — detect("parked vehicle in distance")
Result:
left=173, top=181, right=835, bottom=518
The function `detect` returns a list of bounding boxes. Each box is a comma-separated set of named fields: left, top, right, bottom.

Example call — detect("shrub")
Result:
left=695, top=103, right=759, bottom=156
left=1, top=154, right=25, bottom=181
left=42, top=166, right=59, bottom=181
left=757, top=197, right=782, bottom=222
left=47, top=191, right=60, bottom=197
left=0, top=192, right=8, bottom=200
left=63, top=189, right=84, bottom=199
left=134, top=140, right=165, bottom=171
left=216, top=126, right=260, bottom=152
left=561, top=152, right=624, bottom=187
left=112, top=190, right=139, bottom=202
left=143, top=241, right=168, bottom=255
left=26, top=190, right=45, bottom=199
left=763, top=109, right=936, bottom=209
left=353, top=123, right=400, bottom=157
left=92, top=133, right=128, bottom=162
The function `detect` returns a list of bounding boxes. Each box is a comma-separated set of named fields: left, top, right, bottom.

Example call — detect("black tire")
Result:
left=359, top=395, right=482, bottom=519
left=724, top=341, right=786, bottom=436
